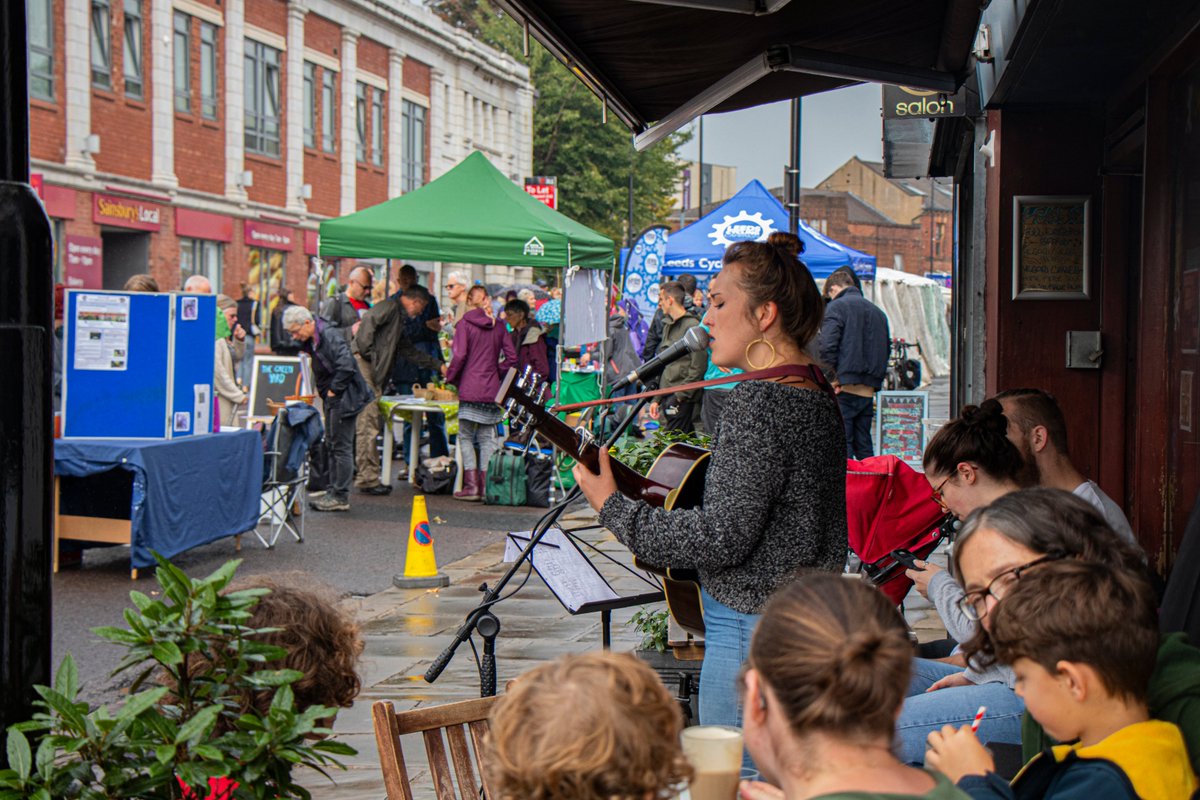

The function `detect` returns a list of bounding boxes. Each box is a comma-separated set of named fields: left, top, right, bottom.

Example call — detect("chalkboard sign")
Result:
left=875, top=391, right=929, bottom=468
left=248, top=356, right=304, bottom=422
left=1013, top=195, right=1090, bottom=299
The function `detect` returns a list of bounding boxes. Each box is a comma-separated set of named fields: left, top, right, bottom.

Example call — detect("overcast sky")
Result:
left=676, top=83, right=884, bottom=190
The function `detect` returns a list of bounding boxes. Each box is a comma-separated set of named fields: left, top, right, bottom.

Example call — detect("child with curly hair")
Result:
left=486, top=651, right=692, bottom=800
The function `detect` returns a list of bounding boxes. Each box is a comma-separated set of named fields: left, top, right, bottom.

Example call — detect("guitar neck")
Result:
left=498, top=369, right=668, bottom=504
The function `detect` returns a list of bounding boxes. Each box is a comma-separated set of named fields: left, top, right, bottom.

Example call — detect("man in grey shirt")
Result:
left=995, top=388, right=1137, bottom=544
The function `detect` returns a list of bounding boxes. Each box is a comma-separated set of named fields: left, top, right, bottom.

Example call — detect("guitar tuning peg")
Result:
left=520, top=365, right=533, bottom=387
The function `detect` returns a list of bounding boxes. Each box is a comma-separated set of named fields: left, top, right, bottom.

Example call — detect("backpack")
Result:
left=416, top=455, right=457, bottom=495
left=484, top=450, right=527, bottom=506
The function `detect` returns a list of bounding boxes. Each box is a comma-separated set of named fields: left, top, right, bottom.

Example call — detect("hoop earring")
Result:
left=745, top=337, right=777, bottom=370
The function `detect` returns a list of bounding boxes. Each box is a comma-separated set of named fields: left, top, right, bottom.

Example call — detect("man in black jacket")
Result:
left=284, top=305, right=372, bottom=512
left=319, top=266, right=374, bottom=338
left=818, top=270, right=890, bottom=459
left=641, top=272, right=698, bottom=367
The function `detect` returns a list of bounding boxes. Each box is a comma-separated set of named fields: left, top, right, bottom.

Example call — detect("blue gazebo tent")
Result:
left=662, top=180, right=877, bottom=281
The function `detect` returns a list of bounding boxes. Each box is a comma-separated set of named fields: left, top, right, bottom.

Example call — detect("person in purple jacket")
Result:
left=445, top=285, right=517, bottom=501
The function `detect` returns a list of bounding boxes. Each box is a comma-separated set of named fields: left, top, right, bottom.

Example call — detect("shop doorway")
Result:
left=101, top=229, right=151, bottom=290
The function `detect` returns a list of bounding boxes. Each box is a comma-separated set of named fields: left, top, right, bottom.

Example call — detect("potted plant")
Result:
left=0, top=554, right=354, bottom=799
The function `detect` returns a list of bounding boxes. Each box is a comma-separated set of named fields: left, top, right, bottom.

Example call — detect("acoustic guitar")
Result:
left=497, top=368, right=710, bottom=636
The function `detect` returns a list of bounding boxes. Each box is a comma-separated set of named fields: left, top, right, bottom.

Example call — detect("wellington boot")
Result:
left=453, top=469, right=482, bottom=501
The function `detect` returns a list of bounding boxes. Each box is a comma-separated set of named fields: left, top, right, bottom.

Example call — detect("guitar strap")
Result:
left=551, top=363, right=837, bottom=414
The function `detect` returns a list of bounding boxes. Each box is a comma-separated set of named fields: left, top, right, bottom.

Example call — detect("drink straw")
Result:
left=970, top=706, right=987, bottom=733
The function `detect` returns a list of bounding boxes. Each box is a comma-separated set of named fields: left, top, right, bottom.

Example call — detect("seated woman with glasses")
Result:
left=894, top=400, right=1028, bottom=763
left=944, top=488, right=1200, bottom=773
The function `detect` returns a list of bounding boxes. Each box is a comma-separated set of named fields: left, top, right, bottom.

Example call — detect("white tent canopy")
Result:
left=865, top=268, right=952, bottom=380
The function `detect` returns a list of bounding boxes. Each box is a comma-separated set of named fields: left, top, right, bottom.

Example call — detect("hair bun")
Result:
left=959, top=400, right=1009, bottom=437
left=766, top=231, right=804, bottom=258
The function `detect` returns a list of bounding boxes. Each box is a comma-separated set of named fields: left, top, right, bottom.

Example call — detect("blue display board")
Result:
left=63, top=290, right=215, bottom=439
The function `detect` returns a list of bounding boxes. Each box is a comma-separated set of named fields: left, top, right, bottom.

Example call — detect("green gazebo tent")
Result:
left=318, top=151, right=613, bottom=269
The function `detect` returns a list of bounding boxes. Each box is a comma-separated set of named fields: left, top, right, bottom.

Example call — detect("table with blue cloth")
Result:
left=54, top=431, right=263, bottom=578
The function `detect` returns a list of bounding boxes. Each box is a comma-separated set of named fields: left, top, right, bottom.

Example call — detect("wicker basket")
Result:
left=412, top=382, right=457, bottom=402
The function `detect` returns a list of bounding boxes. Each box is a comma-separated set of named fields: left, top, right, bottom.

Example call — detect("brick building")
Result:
left=29, top=0, right=533, bottom=324
left=798, top=158, right=953, bottom=276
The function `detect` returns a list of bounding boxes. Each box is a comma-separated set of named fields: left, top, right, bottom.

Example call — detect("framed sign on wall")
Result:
left=1012, top=195, right=1091, bottom=300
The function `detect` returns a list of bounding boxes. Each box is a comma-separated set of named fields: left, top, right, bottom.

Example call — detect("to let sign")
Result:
left=524, top=176, right=558, bottom=210
left=64, top=235, right=103, bottom=289
left=93, top=193, right=162, bottom=231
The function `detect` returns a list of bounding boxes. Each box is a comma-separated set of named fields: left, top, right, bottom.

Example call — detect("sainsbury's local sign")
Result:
left=93, top=193, right=162, bottom=231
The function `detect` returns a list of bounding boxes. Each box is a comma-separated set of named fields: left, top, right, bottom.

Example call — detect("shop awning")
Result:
left=491, top=0, right=983, bottom=148
left=318, top=151, right=614, bottom=269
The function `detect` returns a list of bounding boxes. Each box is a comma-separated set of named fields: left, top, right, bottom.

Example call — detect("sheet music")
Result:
left=504, top=528, right=620, bottom=612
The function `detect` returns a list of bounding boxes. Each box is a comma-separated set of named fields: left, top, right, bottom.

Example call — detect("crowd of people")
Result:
left=79, top=237, right=1200, bottom=800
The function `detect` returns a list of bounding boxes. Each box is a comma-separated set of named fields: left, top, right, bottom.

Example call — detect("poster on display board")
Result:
left=875, top=391, right=929, bottom=469
left=561, top=267, right=608, bottom=347
left=73, top=293, right=130, bottom=370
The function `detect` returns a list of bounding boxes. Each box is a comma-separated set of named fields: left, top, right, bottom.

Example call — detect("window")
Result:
left=122, top=0, right=143, bottom=98
left=355, top=82, right=367, bottom=162
left=179, top=238, right=223, bottom=289
left=28, top=0, right=54, bottom=101
left=401, top=99, right=426, bottom=193
left=371, top=89, right=384, bottom=166
left=303, top=62, right=316, bottom=148
left=91, top=0, right=112, bottom=88
left=244, top=40, right=281, bottom=157
left=173, top=12, right=190, bottom=112
left=321, top=70, right=335, bottom=152
left=200, top=22, right=217, bottom=119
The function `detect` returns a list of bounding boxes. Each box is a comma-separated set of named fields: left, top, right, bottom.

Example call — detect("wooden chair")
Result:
left=372, top=696, right=499, bottom=800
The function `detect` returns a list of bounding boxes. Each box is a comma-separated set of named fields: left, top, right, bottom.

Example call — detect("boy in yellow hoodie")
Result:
left=926, top=559, right=1197, bottom=799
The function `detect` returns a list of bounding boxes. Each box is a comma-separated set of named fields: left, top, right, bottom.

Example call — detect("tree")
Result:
left=428, top=1, right=689, bottom=247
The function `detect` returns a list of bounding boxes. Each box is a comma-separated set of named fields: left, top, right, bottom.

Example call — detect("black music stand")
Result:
left=504, top=527, right=663, bottom=648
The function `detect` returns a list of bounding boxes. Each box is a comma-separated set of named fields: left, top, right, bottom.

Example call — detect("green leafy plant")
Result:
left=610, top=429, right=712, bottom=477
left=0, top=554, right=354, bottom=799
left=628, top=607, right=670, bottom=653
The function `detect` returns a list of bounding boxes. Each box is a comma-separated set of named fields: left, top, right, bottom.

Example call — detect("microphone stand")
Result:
left=424, top=391, right=653, bottom=696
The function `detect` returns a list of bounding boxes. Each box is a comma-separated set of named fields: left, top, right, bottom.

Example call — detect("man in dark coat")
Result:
left=652, top=281, right=707, bottom=433
left=641, top=272, right=698, bottom=367
left=818, top=269, right=890, bottom=459
left=353, top=287, right=444, bottom=494
left=390, top=265, right=450, bottom=466
left=284, top=305, right=372, bottom=512
left=319, top=266, right=373, bottom=338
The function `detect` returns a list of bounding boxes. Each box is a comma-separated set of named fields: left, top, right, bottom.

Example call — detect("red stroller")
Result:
left=846, top=455, right=954, bottom=604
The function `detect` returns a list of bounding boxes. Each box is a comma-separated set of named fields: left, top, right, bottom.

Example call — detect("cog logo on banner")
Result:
left=708, top=210, right=776, bottom=248
left=625, top=273, right=644, bottom=293
left=647, top=283, right=661, bottom=304
left=645, top=253, right=660, bottom=274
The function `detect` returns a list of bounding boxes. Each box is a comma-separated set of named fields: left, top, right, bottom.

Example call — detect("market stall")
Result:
left=660, top=180, right=876, bottom=281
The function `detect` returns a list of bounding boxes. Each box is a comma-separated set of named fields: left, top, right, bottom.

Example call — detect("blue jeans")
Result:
left=698, top=588, right=761, bottom=772
left=896, top=658, right=1025, bottom=765
left=838, top=392, right=875, bottom=459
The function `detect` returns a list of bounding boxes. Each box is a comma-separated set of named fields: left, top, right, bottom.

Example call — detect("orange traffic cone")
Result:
left=393, top=495, right=449, bottom=589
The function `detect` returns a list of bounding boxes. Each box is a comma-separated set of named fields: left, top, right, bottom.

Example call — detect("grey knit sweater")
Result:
left=599, top=380, right=848, bottom=614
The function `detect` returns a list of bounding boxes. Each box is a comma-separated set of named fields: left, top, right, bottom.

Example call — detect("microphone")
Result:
left=611, top=326, right=710, bottom=392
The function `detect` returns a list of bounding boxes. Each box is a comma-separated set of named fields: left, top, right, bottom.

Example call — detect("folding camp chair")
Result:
left=254, top=406, right=318, bottom=548
left=846, top=455, right=954, bottom=604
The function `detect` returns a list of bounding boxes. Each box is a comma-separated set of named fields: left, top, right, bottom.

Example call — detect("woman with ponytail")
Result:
left=894, top=399, right=1029, bottom=763
left=740, top=574, right=970, bottom=799
left=574, top=232, right=847, bottom=731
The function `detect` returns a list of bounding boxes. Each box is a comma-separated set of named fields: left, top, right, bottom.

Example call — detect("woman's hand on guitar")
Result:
left=572, top=446, right=618, bottom=513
